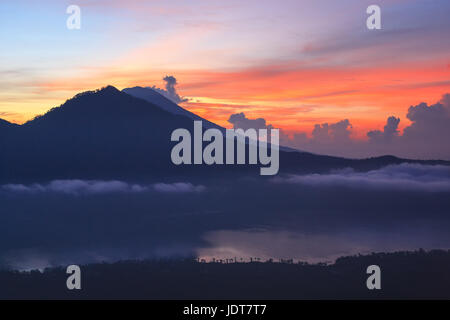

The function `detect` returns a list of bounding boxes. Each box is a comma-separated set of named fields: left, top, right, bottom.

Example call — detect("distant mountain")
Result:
left=122, top=86, right=222, bottom=130
left=0, top=85, right=447, bottom=182
left=122, top=86, right=195, bottom=118
left=123, top=86, right=295, bottom=152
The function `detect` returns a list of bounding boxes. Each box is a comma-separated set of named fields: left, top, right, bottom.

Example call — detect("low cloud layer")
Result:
left=273, top=163, right=450, bottom=192
left=153, top=182, right=206, bottom=193
left=229, top=94, right=450, bottom=160
left=1, top=165, right=449, bottom=270
left=2, top=180, right=205, bottom=195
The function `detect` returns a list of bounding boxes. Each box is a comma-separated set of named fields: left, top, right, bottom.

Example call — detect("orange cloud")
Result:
left=7, top=56, right=450, bottom=142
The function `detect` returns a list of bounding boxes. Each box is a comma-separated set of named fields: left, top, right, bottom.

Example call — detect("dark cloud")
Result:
left=367, top=116, right=400, bottom=143
left=402, top=94, right=450, bottom=143
left=228, top=112, right=270, bottom=131
left=227, top=113, right=355, bottom=154
left=367, top=94, right=450, bottom=159
left=234, top=93, right=450, bottom=160
left=281, top=118, right=358, bottom=157
left=149, top=75, right=188, bottom=104
left=311, top=119, right=352, bottom=144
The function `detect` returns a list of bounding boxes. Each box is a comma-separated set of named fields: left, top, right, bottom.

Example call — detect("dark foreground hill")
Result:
left=1, top=250, right=449, bottom=299
left=0, top=86, right=448, bottom=183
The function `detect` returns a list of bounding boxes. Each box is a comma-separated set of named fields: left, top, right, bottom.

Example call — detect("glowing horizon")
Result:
left=1, top=0, right=450, bottom=141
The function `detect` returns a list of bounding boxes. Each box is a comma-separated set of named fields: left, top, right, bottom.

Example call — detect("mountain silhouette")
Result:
left=123, top=86, right=226, bottom=134
left=0, top=118, right=16, bottom=128
left=123, top=86, right=301, bottom=153
left=0, top=86, right=198, bottom=182
left=122, top=87, right=204, bottom=121
left=0, top=85, right=447, bottom=183
left=0, top=118, right=17, bottom=134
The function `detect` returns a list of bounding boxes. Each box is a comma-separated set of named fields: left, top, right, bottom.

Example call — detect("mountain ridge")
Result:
left=122, top=86, right=224, bottom=131
left=0, top=85, right=448, bottom=183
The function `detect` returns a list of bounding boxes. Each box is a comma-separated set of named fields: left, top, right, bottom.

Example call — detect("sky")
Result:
left=1, top=0, right=449, bottom=152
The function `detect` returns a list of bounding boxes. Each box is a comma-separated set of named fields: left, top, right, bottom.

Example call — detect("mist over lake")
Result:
left=2, top=163, right=449, bottom=270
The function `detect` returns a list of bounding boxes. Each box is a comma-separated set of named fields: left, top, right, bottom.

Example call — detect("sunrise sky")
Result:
left=1, top=0, right=449, bottom=140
